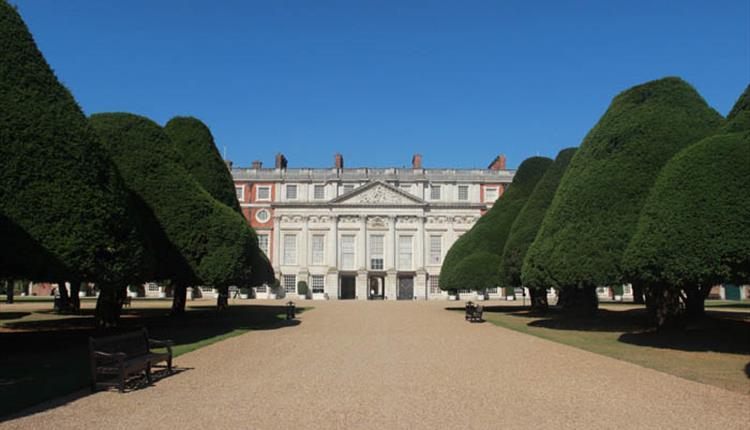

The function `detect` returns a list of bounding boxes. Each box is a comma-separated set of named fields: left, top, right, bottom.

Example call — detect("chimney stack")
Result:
left=275, top=153, right=287, bottom=170
left=251, top=160, right=263, bottom=169
left=224, top=159, right=233, bottom=170
left=488, top=154, right=506, bottom=171
left=412, top=154, right=423, bottom=169
left=334, top=153, right=344, bottom=169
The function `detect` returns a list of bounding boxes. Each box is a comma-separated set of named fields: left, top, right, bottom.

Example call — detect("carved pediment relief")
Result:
left=332, top=181, right=425, bottom=206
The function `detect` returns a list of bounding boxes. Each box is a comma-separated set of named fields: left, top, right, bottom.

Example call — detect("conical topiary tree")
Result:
left=440, top=157, right=552, bottom=293
left=499, top=148, right=577, bottom=310
left=165, top=116, right=274, bottom=297
left=522, top=77, right=724, bottom=314
left=724, top=85, right=749, bottom=133
left=0, top=1, right=153, bottom=319
left=164, top=116, right=242, bottom=213
left=90, top=113, right=257, bottom=314
left=622, top=89, right=750, bottom=327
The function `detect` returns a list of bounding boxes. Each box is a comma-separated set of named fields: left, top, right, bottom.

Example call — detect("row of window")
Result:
left=279, top=233, right=443, bottom=268
left=282, top=274, right=325, bottom=294
left=236, top=184, right=501, bottom=202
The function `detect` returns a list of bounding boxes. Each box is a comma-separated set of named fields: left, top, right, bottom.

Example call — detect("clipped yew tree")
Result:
left=500, top=148, right=577, bottom=310
left=164, top=117, right=242, bottom=213
left=440, top=157, right=552, bottom=293
left=724, top=84, right=749, bottom=133
left=165, top=116, right=274, bottom=293
left=90, top=113, right=257, bottom=314
left=522, top=77, right=724, bottom=314
left=623, top=91, right=750, bottom=327
left=0, top=1, right=153, bottom=318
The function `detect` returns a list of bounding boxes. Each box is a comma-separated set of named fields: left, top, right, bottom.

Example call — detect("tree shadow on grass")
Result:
left=0, top=304, right=306, bottom=421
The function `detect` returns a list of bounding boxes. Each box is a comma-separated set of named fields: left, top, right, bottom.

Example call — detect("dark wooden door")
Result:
left=340, top=276, right=356, bottom=300
left=398, top=277, right=413, bottom=300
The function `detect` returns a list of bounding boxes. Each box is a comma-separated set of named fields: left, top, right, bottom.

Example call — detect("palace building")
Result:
left=231, top=153, right=515, bottom=300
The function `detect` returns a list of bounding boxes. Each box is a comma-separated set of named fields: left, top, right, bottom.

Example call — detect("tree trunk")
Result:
left=632, top=283, right=645, bottom=304
left=645, top=285, right=683, bottom=329
left=6, top=280, right=15, bottom=304
left=684, top=284, right=711, bottom=320
left=216, top=286, right=229, bottom=310
left=171, top=281, right=187, bottom=315
left=529, top=288, right=548, bottom=312
left=56, top=280, right=69, bottom=312
left=95, top=284, right=125, bottom=328
left=69, top=281, right=81, bottom=312
left=558, top=286, right=598, bottom=315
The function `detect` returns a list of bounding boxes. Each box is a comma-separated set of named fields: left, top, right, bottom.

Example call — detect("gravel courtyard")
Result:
left=3, top=301, right=748, bottom=430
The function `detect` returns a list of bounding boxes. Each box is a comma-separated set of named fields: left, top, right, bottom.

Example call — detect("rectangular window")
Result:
left=258, top=234, right=270, bottom=257
left=430, top=185, right=441, bottom=200
left=400, top=184, right=412, bottom=194
left=147, top=283, right=160, bottom=292
left=314, top=184, right=325, bottom=200
left=429, top=276, right=440, bottom=294
left=429, top=235, right=442, bottom=264
left=398, top=235, right=412, bottom=269
left=283, top=275, right=296, bottom=293
left=458, top=185, right=469, bottom=201
left=235, top=186, right=244, bottom=202
left=255, top=284, right=267, bottom=293
left=369, top=235, right=384, bottom=270
left=311, top=275, right=325, bottom=294
left=286, top=184, right=298, bottom=200
left=311, top=234, right=325, bottom=265
left=283, top=234, right=297, bottom=265
left=343, top=184, right=354, bottom=194
left=341, top=235, right=355, bottom=270
left=485, top=187, right=499, bottom=202
left=256, top=185, right=271, bottom=201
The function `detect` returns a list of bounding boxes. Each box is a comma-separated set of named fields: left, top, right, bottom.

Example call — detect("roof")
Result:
left=231, top=166, right=515, bottom=183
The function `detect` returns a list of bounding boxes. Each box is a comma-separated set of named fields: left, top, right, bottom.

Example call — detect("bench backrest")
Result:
left=90, top=328, right=149, bottom=358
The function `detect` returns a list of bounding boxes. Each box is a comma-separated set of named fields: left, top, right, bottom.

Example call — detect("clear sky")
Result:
left=14, top=0, right=749, bottom=169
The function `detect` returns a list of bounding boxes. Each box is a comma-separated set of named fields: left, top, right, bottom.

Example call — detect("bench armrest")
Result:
left=149, top=339, right=174, bottom=355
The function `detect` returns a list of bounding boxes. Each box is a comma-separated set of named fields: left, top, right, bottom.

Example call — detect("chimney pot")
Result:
left=275, top=153, right=287, bottom=170
left=334, top=153, right=344, bottom=169
left=251, top=160, right=263, bottom=169
left=412, top=154, right=423, bottom=169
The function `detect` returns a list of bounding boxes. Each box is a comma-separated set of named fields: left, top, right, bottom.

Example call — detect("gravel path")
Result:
left=3, top=301, right=748, bottom=429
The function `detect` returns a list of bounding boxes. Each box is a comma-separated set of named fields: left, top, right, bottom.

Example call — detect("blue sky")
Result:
left=14, top=0, right=749, bottom=169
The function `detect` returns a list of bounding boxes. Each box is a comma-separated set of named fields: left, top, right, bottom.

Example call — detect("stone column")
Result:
left=387, top=216, right=396, bottom=270
left=325, top=215, right=339, bottom=300
left=272, top=215, right=282, bottom=271
left=298, top=216, right=309, bottom=296
left=416, top=216, right=425, bottom=271
left=358, top=215, right=367, bottom=270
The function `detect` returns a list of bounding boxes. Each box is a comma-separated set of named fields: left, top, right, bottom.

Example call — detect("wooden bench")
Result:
left=466, top=303, right=483, bottom=323
left=89, top=328, right=173, bottom=392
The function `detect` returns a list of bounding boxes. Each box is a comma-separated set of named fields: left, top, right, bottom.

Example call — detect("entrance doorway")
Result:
left=340, top=275, right=356, bottom=300
left=398, top=276, right=414, bottom=300
left=369, top=275, right=385, bottom=300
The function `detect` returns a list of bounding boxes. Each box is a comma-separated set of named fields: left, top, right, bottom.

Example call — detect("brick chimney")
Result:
left=488, top=154, right=506, bottom=170
left=334, top=153, right=344, bottom=169
left=224, top=159, right=233, bottom=170
left=275, top=153, right=287, bottom=169
left=412, top=154, right=423, bottom=169
left=251, top=160, right=262, bottom=169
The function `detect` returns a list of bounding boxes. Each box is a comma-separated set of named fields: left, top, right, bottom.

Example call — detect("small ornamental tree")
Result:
left=623, top=91, right=750, bottom=327
left=522, top=77, right=724, bottom=315
left=500, top=148, right=577, bottom=310
left=724, top=85, right=749, bottom=133
left=440, top=157, right=552, bottom=292
left=90, top=113, right=257, bottom=314
left=164, top=117, right=242, bottom=213
left=0, top=1, right=153, bottom=320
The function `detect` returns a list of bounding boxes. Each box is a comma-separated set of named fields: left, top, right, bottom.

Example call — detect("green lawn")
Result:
left=471, top=301, right=750, bottom=394
left=0, top=300, right=308, bottom=418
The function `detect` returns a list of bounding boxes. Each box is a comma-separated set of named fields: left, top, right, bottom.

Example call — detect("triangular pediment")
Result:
left=330, top=181, right=426, bottom=206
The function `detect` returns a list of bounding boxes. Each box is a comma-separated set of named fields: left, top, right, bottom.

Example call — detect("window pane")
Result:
left=398, top=236, right=412, bottom=269
left=286, top=185, right=297, bottom=199
left=311, top=275, right=325, bottom=293
left=314, top=185, right=325, bottom=200
left=369, top=235, right=384, bottom=270
left=485, top=187, right=498, bottom=202
left=429, top=276, right=440, bottom=294
left=312, top=234, right=325, bottom=265
left=343, top=184, right=354, bottom=194
left=258, top=234, right=270, bottom=256
left=458, top=185, right=468, bottom=201
left=429, top=235, right=441, bottom=264
left=235, top=186, right=244, bottom=201
left=341, top=235, right=355, bottom=269
left=257, top=186, right=270, bottom=200
left=283, top=275, right=296, bottom=293
left=430, top=185, right=441, bottom=200
left=283, top=234, right=297, bottom=265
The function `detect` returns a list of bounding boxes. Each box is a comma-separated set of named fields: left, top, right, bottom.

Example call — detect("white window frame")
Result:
left=398, top=235, right=413, bottom=270
left=485, top=186, right=499, bottom=202
left=283, top=275, right=296, bottom=293
left=311, top=234, right=325, bottom=265
left=428, top=276, right=440, bottom=294
left=256, top=185, right=271, bottom=201
left=255, top=209, right=270, bottom=224
left=311, top=275, right=325, bottom=294
left=458, top=185, right=469, bottom=201
left=343, top=184, right=354, bottom=195
left=340, top=235, right=356, bottom=270
left=369, top=235, right=384, bottom=270
left=283, top=234, right=297, bottom=265
left=235, top=186, right=245, bottom=202
left=313, top=184, right=325, bottom=200
left=258, top=233, right=270, bottom=257
left=286, top=184, right=298, bottom=200
left=430, top=185, right=441, bottom=200
left=255, top=284, right=267, bottom=293
left=429, top=235, right=442, bottom=265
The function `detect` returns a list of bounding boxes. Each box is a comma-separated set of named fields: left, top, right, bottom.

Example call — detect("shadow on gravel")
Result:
left=0, top=312, right=31, bottom=320
left=0, top=304, right=305, bottom=421
left=745, top=362, right=750, bottom=379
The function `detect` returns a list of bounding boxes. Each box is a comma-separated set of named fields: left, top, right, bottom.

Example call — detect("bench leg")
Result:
left=119, top=369, right=126, bottom=393
left=145, top=364, right=152, bottom=385
left=168, top=356, right=173, bottom=373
